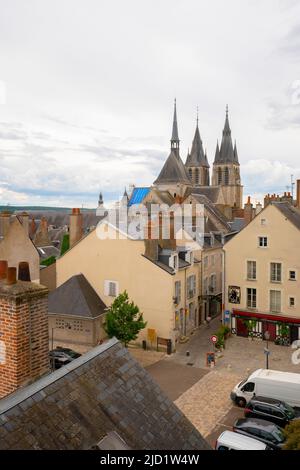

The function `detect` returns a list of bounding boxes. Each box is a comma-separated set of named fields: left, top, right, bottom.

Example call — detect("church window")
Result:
left=224, top=167, right=229, bottom=185
left=195, top=168, right=200, bottom=185
left=188, top=168, right=193, bottom=181
left=218, top=168, right=222, bottom=185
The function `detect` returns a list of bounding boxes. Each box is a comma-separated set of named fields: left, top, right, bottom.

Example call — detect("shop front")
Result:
left=231, top=309, right=300, bottom=346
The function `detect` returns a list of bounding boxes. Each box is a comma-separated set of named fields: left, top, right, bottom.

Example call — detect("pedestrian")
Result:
left=206, top=316, right=212, bottom=328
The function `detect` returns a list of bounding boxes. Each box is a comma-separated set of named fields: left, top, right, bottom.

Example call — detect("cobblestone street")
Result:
left=132, top=315, right=300, bottom=439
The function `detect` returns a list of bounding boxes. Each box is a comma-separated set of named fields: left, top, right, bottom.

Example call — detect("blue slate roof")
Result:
left=128, top=187, right=150, bottom=206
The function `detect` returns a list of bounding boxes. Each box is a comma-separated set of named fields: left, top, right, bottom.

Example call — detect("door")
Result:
left=290, top=325, right=299, bottom=344
left=237, top=318, right=248, bottom=337
left=263, top=322, right=276, bottom=341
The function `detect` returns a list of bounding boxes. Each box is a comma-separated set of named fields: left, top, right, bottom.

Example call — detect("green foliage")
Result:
left=284, top=420, right=300, bottom=450
left=40, top=256, right=56, bottom=267
left=104, top=291, right=147, bottom=346
left=278, top=322, right=290, bottom=338
left=60, top=234, right=70, bottom=256
left=215, top=324, right=230, bottom=349
left=243, top=319, right=257, bottom=338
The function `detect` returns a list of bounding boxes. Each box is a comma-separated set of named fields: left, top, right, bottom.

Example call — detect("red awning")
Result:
left=232, top=309, right=300, bottom=325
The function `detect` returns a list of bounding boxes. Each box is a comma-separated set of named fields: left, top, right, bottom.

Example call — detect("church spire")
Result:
left=170, top=99, right=180, bottom=157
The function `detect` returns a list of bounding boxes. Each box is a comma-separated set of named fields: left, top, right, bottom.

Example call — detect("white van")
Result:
left=231, top=369, right=300, bottom=408
left=215, top=431, right=270, bottom=450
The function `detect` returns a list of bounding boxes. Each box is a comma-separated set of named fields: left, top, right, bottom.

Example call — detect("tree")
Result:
left=284, top=420, right=300, bottom=450
left=60, top=234, right=70, bottom=256
left=104, top=291, right=147, bottom=346
left=40, top=256, right=56, bottom=267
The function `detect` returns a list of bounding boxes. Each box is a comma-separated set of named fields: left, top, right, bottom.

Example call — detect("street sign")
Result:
left=211, top=335, right=218, bottom=344
left=264, top=348, right=270, bottom=356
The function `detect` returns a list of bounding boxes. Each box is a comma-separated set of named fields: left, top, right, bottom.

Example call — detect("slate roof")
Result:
left=154, top=150, right=191, bottom=186
left=186, top=186, right=222, bottom=204
left=189, top=194, right=231, bottom=231
left=48, top=274, right=107, bottom=318
left=273, top=202, right=300, bottom=230
left=214, top=108, right=239, bottom=165
left=0, top=338, right=210, bottom=450
left=185, top=124, right=209, bottom=168
left=229, top=218, right=246, bottom=232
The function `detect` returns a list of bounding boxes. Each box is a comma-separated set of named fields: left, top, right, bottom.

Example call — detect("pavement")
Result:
left=146, top=360, right=208, bottom=401
left=129, top=315, right=300, bottom=440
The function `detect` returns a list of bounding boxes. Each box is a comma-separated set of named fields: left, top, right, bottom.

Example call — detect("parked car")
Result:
left=230, top=369, right=300, bottom=408
left=244, top=396, right=300, bottom=428
left=55, top=346, right=81, bottom=359
left=233, top=418, right=286, bottom=450
left=215, top=430, right=272, bottom=450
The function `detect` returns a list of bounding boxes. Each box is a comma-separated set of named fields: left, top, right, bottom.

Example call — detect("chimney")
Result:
left=255, top=202, right=263, bottom=215
left=34, top=217, right=50, bottom=247
left=69, top=208, right=83, bottom=248
left=297, top=180, right=300, bottom=209
left=0, top=260, right=8, bottom=280
left=18, top=261, right=31, bottom=281
left=0, top=211, right=11, bottom=239
left=19, top=211, right=29, bottom=236
left=0, top=273, right=49, bottom=399
left=29, top=217, right=37, bottom=239
left=244, top=196, right=254, bottom=225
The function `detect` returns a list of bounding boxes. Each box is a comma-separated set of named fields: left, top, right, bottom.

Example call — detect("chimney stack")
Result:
left=19, top=211, right=29, bottom=236
left=69, top=208, right=83, bottom=248
left=244, top=196, right=254, bottom=225
left=0, top=211, right=11, bottom=239
left=297, top=180, right=300, bottom=209
left=0, top=273, right=49, bottom=399
left=18, top=261, right=31, bottom=282
left=34, top=217, right=50, bottom=247
left=255, top=202, right=263, bottom=215
left=0, top=260, right=8, bottom=280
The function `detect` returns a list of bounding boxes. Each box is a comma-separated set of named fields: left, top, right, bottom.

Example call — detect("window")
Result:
left=242, top=382, right=255, bottom=392
left=187, top=275, right=196, bottom=299
left=104, top=280, right=119, bottom=297
left=289, top=270, right=296, bottom=281
left=289, top=297, right=295, bottom=308
left=270, top=263, right=282, bottom=283
left=247, top=261, right=257, bottom=280
left=174, top=281, right=181, bottom=304
left=259, top=236, right=268, bottom=247
left=218, top=167, right=222, bottom=185
left=195, top=168, right=200, bottom=185
left=247, top=288, right=257, bottom=309
left=270, top=290, right=281, bottom=313
left=188, top=168, right=193, bottom=180
left=224, top=167, right=229, bottom=185
left=261, top=218, right=266, bottom=226
left=210, top=274, right=216, bottom=293
left=203, top=277, right=208, bottom=295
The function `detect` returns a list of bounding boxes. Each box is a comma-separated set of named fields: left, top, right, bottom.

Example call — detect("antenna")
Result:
left=291, top=174, right=295, bottom=199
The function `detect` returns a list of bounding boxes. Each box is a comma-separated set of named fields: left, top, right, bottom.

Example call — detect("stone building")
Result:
left=48, top=274, right=107, bottom=353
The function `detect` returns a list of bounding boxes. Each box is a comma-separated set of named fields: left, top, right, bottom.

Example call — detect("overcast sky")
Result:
left=0, top=0, right=300, bottom=207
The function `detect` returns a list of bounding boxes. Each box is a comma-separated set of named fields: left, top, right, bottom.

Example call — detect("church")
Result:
left=126, top=100, right=243, bottom=222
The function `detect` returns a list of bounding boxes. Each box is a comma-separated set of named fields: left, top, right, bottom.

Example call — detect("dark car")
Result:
left=233, top=418, right=286, bottom=450
left=244, top=396, right=300, bottom=428
left=55, top=346, right=81, bottom=359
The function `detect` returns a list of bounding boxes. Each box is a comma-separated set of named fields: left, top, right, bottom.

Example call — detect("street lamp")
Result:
left=264, top=331, right=270, bottom=370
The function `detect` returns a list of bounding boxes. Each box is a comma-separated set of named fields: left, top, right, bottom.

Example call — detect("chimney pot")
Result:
left=6, top=267, right=17, bottom=285
left=18, top=261, right=31, bottom=282
left=0, top=260, right=8, bottom=279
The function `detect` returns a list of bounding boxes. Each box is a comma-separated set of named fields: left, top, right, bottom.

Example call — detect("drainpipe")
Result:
left=184, top=267, right=187, bottom=336
left=222, top=248, right=226, bottom=325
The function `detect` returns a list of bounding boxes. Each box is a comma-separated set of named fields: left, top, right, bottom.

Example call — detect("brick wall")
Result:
left=0, top=281, right=49, bottom=398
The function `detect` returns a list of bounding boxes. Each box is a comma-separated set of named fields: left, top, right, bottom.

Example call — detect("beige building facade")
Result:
left=56, top=222, right=201, bottom=350
left=224, top=202, right=300, bottom=344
